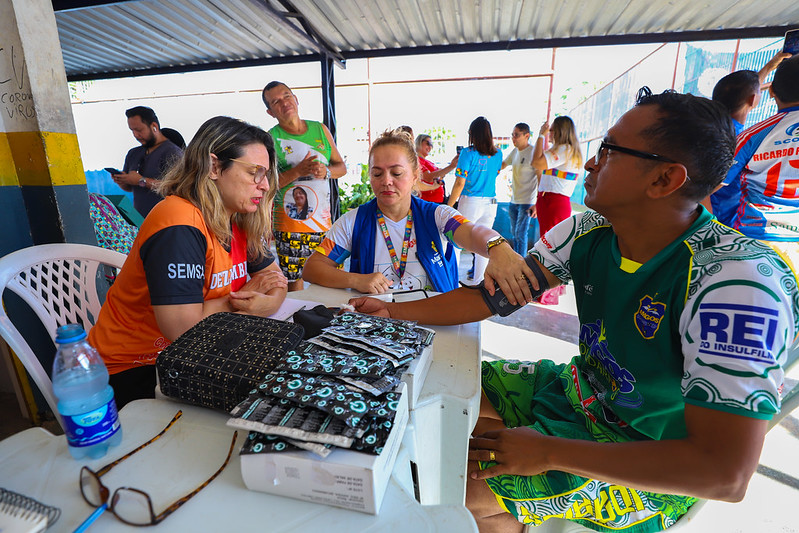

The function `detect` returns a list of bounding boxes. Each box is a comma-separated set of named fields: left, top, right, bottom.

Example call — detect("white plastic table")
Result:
left=287, top=285, right=483, bottom=505
left=0, top=399, right=478, bottom=532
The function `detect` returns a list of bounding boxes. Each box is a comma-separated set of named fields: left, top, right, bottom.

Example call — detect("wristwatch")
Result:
left=486, top=235, right=509, bottom=254
left=325, top=166, right=331, bottom=180
left=138, top=177, right=147, bottom=189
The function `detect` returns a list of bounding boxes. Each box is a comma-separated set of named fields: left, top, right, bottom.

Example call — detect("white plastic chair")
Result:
left=0, top=243, right=126, bottom=426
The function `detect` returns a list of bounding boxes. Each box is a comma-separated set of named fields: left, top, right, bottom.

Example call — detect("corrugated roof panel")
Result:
left=53, top=0, right=799, bottom=79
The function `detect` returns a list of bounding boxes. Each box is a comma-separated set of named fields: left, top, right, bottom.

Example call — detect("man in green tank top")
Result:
left=350, top=89, right=799, bottom=532
left=262, top=81, right=347, bottom=291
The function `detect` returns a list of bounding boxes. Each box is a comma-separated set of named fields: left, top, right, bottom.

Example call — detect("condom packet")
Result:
left=259, top=371, right=402, bottom=430
left=350, top=417, right=396, bottom=455
left=239, top=430, right=334, bottom=458
left=306, top=336, right=362, bottom=357
left=329, top=312, right=418, bottom=337
left=228, top=392, right=359, bottom=445
left=275, top=341, right=393, bottom=378
left=336, top=373, right=402, bottom=396
left=320, top=327, right=417, bottom=360
left=239, top=431, right=301, bottom=454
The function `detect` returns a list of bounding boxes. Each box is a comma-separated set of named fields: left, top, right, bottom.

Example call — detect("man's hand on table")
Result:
left=349, top=296, right=392, bottom=317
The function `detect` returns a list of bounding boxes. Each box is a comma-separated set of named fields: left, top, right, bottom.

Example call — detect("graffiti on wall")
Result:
left=0, top=45, right=34, bottom=121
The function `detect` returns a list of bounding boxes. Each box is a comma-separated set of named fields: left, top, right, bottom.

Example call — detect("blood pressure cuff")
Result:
left=477, top=254, right=550, bottom=317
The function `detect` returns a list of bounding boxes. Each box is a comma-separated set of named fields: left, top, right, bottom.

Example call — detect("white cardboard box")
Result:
left=240, top=384, right=409, bottom=514
left=402, top=342, right=432, bottom=409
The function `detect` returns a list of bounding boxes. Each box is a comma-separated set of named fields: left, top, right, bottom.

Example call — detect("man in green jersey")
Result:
left=351, top=88, right=799, bottom=532
left=262, top=81, right=347, bottom=291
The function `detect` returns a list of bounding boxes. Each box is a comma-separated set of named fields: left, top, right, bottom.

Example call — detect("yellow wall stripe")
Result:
left=2, top=131, right=85, bottom=187
left=0, top=132, right=18, bottom=187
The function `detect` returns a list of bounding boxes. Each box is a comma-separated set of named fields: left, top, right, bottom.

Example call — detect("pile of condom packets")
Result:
left=229, top=312, right=434, bottom=513
left=227, top=312, right=433, bottom=458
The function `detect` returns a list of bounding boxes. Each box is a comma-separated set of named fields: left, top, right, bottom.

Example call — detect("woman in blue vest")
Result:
left=303, top=129, right=520, bottom=294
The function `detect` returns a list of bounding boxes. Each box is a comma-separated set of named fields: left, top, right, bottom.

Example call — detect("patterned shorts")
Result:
left=273, top=231, right=325, bottom=281
left=480, top=359, right=696, bottom=532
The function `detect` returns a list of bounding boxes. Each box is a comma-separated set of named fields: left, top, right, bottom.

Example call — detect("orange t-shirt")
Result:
left=88, top=196, right=272, bottom=374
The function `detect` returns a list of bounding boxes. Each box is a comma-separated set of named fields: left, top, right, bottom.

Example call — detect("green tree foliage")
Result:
left=339, top=163, right=374, bottom=213
left=425, top=126, right=456, bottom=158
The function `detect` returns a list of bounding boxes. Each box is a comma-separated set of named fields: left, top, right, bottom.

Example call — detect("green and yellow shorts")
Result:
left=480, top=359, right=696, bottom=532
left=273, top=231, right=325, bottom=281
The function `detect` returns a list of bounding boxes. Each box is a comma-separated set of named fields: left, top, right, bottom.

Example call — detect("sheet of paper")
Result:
left=268, top=298, right=322, bottom=322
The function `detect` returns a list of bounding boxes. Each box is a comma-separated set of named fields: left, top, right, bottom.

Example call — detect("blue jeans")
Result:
left=508, top=203, right=534, bottom=255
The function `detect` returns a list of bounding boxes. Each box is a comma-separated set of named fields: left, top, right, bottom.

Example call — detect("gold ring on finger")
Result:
left=489, top=450, right=496, bottom=462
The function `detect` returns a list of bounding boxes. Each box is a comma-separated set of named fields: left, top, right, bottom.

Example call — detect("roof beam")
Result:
left=257, top=0, right=345, bottom=69
left=342, top=25, right=795, bottom=60
left=52, top=0, right=138, bottom=12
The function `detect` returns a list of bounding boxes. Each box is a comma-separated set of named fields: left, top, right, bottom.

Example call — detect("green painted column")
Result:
left=0, top=0, right=96, bottom=257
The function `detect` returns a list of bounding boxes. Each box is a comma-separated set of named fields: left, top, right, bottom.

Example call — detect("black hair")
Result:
left=771, top=54, right=799, bottom=104
left=160, top=127, right=186, bottom=149
left=125, top=106, right=159, bottom=127
left=261, top=81, right=289, bottom=109
left=712, top=70, right=760, bottom=114
left=514, top=123, right=530, bottom=135
left=635, top=87, right=735, bottom=200
left=468, top=116, right=497, bottom=156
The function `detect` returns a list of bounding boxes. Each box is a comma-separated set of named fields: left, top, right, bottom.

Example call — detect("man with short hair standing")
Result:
left=712, top=52, right=790, bottom=135
left=501, top=122, right=539, bottom=255
left=711, top=54, right=799, bottom=268
left=112, top=106, right=182, bottom=217
left=262, top=81, right=347, bottom=291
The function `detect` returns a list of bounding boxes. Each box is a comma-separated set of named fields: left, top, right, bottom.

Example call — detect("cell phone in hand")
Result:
left=104, top=167, right=123, bottom=175
left=784, top=29, right=799, bottom=55
left=456, top=145, right=464, bottom=155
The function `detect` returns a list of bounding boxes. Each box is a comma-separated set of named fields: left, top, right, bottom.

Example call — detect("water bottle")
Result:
left=52, top=324, right=122, bottom=459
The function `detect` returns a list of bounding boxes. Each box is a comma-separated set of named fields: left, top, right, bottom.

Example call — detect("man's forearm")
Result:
left=476, top=404, right=767, bottom=503
left=386, top=287, right=492, bottom=325
left=541, top=432, right=757, bottom=502
left=329, top=161, right=347, bottom=179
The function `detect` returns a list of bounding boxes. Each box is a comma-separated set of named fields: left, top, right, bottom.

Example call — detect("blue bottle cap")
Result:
left=55, top=324, right=87, bottom=344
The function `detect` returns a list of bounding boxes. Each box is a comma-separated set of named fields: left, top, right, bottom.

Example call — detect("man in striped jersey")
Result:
left=711, top=54, right=799, bottom=268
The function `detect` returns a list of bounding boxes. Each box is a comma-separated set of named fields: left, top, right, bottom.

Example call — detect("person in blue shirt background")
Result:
left=447, top=116, right=503, bottom=283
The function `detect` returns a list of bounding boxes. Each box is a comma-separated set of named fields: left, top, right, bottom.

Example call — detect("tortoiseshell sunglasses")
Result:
left=79, top=410, right=237, bottom=526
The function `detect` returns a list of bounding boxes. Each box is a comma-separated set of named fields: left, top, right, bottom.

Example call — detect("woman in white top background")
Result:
left=531, top=115, right=583, bottom=304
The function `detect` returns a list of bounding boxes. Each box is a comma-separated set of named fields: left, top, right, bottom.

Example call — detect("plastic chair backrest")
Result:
left=0, top=244, right=126, bottom=427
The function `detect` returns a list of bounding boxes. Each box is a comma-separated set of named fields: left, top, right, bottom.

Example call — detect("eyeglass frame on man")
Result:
left=593, top=140, right=681, bottom=165
left=78, top=410, right=238, bottom=526
left=228, top=158, right=269, bottom=184
left=593, top=141, right=691, bottom=182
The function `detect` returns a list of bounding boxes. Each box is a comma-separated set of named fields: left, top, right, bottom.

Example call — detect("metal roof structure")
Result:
left=54, top=0, right=799, bottom=82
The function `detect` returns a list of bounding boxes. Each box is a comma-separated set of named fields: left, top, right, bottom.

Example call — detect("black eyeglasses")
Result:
left=593, top=141, right=678, bottom=165
left=78, top=410, right=237, bottom=526
left=228, top=158, right=269, bottom=184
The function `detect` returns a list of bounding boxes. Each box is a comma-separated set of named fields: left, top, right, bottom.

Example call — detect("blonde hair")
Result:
left=370, top=128, right=421, bottom=186
left=549, top=116, right=583, bottom=168
left=158, top=116, right=278, bottom=260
